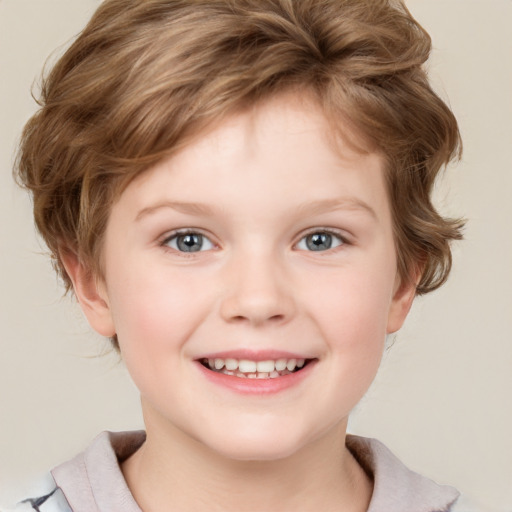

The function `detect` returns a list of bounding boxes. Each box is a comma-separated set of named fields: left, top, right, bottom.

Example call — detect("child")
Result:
left=12, top=0, right=479, bottom=510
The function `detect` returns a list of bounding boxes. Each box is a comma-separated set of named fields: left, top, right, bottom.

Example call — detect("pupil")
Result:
left=177, top=234, right=202, bottom=252
left=307, top=233, right=331, bottom=251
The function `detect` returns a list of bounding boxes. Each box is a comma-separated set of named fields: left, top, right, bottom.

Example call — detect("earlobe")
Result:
left=386, top=272, right=419, bottom=334
left=60, top=250, right=116, bottom=337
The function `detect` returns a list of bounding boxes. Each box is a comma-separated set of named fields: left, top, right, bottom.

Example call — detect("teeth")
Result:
left=256, top=360, right=275, bottom=373
left=205, top=357, right=310, bottom=378
left=238, top=360, right=257, bottom=373
left=286, top=359, right=297, bottom=371
left=225, top=358, right=238, bottom=371
left=275, top=359, right=287, bottom=371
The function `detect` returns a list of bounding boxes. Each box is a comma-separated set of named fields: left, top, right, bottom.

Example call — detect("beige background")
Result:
left=1, top=0, right=511, bottom=509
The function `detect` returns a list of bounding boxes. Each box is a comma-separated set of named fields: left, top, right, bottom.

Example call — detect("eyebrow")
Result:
left=295, top=197, right=377, bottom=219
left=135, top=197, right=377, bottom=221
left=135, top=201, right=217, bottom=221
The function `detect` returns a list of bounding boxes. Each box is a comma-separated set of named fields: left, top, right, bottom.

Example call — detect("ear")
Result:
left=386, top=269, right=420, bottom=334
left=60, top=250, right=116, bottom=337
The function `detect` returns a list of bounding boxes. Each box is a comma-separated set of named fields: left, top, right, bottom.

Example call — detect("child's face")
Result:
left=83, top=93, right=415, bottom=460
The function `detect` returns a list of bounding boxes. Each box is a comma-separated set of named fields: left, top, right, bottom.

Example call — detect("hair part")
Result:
left=16, top=0, right=463, bottom=336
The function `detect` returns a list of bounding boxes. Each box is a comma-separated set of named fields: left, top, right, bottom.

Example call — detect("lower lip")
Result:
left=195, top=360, right=317, bottom=395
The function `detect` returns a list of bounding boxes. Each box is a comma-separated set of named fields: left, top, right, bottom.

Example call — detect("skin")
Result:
left=63, top=93, right=417, bottom=512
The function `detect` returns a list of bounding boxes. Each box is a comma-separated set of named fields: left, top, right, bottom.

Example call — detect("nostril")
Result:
left=219, top=287, right=296, bottom=326
left=226, top=313, right=286, bottom=325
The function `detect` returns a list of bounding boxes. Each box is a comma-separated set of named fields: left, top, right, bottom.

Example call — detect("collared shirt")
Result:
left=13, top=431, right=482, bottom=512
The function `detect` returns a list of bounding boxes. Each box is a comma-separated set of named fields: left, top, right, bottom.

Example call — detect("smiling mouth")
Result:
left=199, top=357, right=314, bottom=379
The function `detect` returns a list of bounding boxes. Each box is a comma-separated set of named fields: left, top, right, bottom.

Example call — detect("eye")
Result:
left=163, top=231, right=215, bottom=253
left=296, top=230, right=345, bottom=252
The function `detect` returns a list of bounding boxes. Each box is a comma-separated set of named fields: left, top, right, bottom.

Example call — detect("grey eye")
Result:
left=297, top=232, right=344, bottom=252
left=165, top=232, right=214, bottom=252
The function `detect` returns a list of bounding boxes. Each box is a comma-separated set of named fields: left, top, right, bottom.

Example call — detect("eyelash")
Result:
left=296, top=228, right=349, bottom=253
left=159, top=228, right=349, bottom=255
left=160, top=229, right=216, bottom=256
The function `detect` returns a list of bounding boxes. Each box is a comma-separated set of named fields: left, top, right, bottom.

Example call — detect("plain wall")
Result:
left=1, top=0, right=511, bottom=509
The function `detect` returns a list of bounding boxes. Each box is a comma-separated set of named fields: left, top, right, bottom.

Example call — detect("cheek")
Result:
left=106, top=264, right=211, bottom=355
left=104, top=268, right=210, bottom=400
left=307, top=266, right=394, bottom=343
left=302, top=261, right=394, bottom=392
left=312, top=272, right=392, bottom=406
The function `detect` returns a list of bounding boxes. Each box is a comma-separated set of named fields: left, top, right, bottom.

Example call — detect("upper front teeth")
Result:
left=207, top=358, right=306, bottom=373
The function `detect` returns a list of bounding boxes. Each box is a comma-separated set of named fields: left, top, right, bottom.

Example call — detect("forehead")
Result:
left=114, top=93, right=389, bottom=225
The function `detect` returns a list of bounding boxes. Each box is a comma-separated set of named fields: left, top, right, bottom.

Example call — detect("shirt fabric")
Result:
left=14, top=430, right=482, bottom=512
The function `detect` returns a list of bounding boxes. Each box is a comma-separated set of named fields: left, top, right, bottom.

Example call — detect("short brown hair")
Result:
left=16, top=0, right=463, bottom=299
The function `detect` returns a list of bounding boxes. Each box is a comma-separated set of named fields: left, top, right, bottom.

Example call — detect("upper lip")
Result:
left=195, top=349, right=315, bottom=362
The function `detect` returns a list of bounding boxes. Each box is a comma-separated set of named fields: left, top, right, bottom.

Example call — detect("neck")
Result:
left=122, top=414, right=372, bottom=512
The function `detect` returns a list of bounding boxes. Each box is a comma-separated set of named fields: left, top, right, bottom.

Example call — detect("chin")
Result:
left=212, top=437, right=304, bottom=462
left=196, top=419, right=318, bottom=462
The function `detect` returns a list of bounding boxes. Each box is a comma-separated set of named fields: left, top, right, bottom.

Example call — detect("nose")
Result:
left=219, top=251, right=296, bottom=327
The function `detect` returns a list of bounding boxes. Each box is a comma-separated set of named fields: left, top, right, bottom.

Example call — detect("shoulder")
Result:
left=4, top=431, right=145, bottom=512
left=51, top=431, right=144, bottom=512
left=2, top=473, right=71, bottom=512
left=346, top=435, right=488, bottom=512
